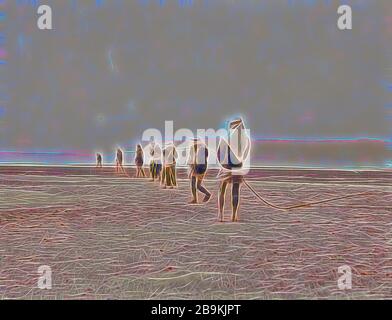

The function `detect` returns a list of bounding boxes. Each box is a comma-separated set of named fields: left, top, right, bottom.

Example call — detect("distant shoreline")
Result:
left=0, top=163, right=390, bottom=172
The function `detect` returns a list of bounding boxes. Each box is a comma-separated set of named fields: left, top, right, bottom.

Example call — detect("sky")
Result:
left=0, top=0, right=391, bottom=167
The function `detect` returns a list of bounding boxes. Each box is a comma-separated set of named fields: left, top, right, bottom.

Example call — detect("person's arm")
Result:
left=241, top=135, right=251, bottom=169
left=187, top=145, right=194, bottom=166
left=217, top=138, right=228, bottom=167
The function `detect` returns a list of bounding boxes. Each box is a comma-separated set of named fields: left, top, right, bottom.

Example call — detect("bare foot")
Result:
left=203, top=194, right=212, bottom=203
left=188, top=199, right=198, bottom=205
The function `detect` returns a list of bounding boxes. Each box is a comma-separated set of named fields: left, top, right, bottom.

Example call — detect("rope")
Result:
left=243, top=179, right=372, bottom=211
left=117, top=163, right=132, bottom=178
left=109, top=164, right=375, bottom=212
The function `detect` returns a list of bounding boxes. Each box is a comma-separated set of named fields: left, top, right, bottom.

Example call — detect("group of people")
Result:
left=95, top=118, right=251, bottom=222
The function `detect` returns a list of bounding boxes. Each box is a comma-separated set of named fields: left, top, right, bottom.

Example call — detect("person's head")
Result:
left=229, top=118, right=245, bottom=130
left=190, top=138, right=202, bottom=151
left=137, top=144, right=142, bottom=152
left=164, top=141, right=174, bottom=149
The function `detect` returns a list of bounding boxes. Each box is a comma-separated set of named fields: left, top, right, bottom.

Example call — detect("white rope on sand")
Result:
left=243, top=179, right=373, bottom=211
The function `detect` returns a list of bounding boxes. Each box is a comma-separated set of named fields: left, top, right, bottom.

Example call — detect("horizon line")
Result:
left=0, top=136, right=390, bottom=154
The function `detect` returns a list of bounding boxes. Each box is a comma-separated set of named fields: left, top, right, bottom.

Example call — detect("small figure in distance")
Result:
left=135, top=144, right=146, bottom=178
left=149, top=139, right=163, bottom=182
left=116, top=148, right=127, bottom=175
left=162, top=142, right=178, bottom=189
left=96, top=153, right=103, bottom=169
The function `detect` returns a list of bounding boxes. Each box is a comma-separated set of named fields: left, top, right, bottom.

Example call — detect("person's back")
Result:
left=217, top=120, right=250, bottom=174
left=117, top=149, right=123, bottom=165
left=115, top=148, right=125, bottom=174
left=164, top=144, right=178, bottom=166
left=135, top=145, right=144, bottom=166
left=188, top=140, right=211, bottom=204
left=152, top=144, right=162, bottom=163
left=149, top=142, right=162, bottom=182
left=188, top=140, right=209, bottom=174
left=163, top=143, right=178, bottom=188
left=196, top=143, right=208, bottom=167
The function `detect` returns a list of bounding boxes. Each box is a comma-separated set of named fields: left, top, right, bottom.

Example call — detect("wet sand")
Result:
left=0, top=166, right=391, bottom=299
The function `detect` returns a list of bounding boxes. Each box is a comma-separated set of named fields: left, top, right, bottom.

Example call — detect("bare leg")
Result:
left=218, top=181, right=228, bottom=222
left=150, top=163, right=155, bottom=181
left=172, top=166, right=177, bottom=187
left=141, top=168, right=146, bottom=178
left=167, top=166, right=175, bottom=188
left=197, top=177, right=211, bottom=202
left=231, top=182, right=240, bottom=222
left=161, top=167, right=166, bottom=187
left=189, top=176, right=197, bottom=204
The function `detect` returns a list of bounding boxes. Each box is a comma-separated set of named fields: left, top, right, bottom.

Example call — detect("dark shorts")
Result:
left=194, top=164, right=207, bottom=176
left=150, top=162, right=162, bottom=175
left=135, top=158, right=144, bottom=167
left=156, top=163, right=162, bottom=174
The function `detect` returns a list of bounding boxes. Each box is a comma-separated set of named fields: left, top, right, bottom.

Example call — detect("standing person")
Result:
left=162, top=142, right=178, bottom=189
left=161, top=146, right=167, bottom=187
left=187, top=139, right=211, bottom=204
left=96, top=153, right=103, bottom=169
left=149, top=140, right=162, bottom=182
left=116, top=148, right=126, bottom=175
left=217, top=118, right=251, bottom=222
left=135, top=144, right=146, bottom=178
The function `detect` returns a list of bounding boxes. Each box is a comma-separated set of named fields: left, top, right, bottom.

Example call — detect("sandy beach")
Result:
left=0, top=166, right=391, bottom=299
